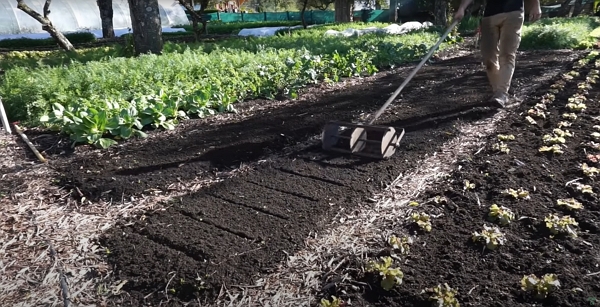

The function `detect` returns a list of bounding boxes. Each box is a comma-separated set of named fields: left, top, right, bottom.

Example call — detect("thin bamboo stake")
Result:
left=14, top=124, right=47, bottom=163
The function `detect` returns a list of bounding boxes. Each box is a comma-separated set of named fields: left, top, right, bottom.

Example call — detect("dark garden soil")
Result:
left=48, top=50, right=582, bottom=307
left=323, top=54, right=600, bottom=307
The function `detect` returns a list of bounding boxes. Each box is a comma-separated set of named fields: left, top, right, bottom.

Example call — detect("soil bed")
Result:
left=69, top=50, right=583, bottom=307
left=324, top=53, right=600, bottom=307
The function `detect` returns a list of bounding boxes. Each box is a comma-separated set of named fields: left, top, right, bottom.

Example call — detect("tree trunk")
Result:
left=334, top=0, right=352, bottom=22
left=16, top=0, right=75, bottom=52
left=97, top=0, right=115, bottom=38
left=127, top=0, right=163, bottom=56
left=572, top=0, right=584, bottom=16
left=301, top=0, right=309, bottom=28
left=388, top=0, right=397, bottom=22
left=434, top=0, right=447, bottom=26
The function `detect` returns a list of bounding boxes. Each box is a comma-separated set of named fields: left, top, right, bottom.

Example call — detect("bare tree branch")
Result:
left=16, top=0, right=75, bottom=52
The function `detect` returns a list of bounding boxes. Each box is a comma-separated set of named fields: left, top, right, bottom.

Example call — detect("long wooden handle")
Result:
left=368, top=20, right=460, bottom=125
left=14, top=124, right=48, bottom=163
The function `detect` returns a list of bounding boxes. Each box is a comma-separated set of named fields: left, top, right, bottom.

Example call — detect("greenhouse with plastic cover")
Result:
left=0, top=0, right=189, bottom=37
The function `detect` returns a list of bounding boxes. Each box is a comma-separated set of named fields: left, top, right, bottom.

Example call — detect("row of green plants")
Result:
left=320, top=50, right=600, bottom=307
left=1, top=27, right=450, bottom=149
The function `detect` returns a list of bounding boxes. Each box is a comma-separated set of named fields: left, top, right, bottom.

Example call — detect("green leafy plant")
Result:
left=562, top=113, right=578, bottom=120
left=411, top=212, right=432, bottom=232
left=570, top=182, right=595, bottom=195
left=366, top=256, right=404, bottom=291
left=488, top=204, right=515, bottom=225
left=520, top=273, right=560, bottom=300
left=463, top=180, right=475, bottom=191
left=539, top=144, right=564, bottom=154
left=542, top=133, right=566, bottom=145
left=581, top=163, right=600, bottom=177
left=502, top=188, right=530, bottom=200
left=544, top=214, right=579, bottom=237
left=497, top=134, right=515, bottom=141
left=427, top=283, right=460, bottom=307
left=472, top=225, right=506, bottom=250
left=557, top=121, right=572, bottom=128
left=320, top=296, right=345, bottom=307
left=492, top=142, right=510, bottom=154
left=556, top=198, right=583, bottom=210
left=388, top=235, right=412, bottom=255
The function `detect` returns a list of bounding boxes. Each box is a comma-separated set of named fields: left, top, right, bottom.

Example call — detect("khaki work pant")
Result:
left=479, top=10, right=525, bottom=95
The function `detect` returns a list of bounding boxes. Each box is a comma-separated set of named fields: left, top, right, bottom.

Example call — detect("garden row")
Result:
left=318, top=50, right=600, bottom=307
left=0, top=18, right=598, bottom=150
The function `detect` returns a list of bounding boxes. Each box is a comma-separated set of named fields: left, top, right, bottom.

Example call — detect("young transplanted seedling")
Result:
left=463, top=180, right=475, bottom=191
left=545, top=214, right=579, bottom=238
left=520, top=273, right=560, bottom=300
left=388, top=235, right=412, bottom=255
left=562, top=113, right=578, bottom=121
left=569, top=182, right=595, bottom=195
left=492, top=142, right=510, bottom=154
left=472, top=225, right=506, bottom=250
left=556, top=198, right=583, bottom=211
left=366, top=256, right=404, bottom=291
left=542, top=133, right=566, bottom=145
left=497, top=134, right=515, bottom=141
left=581, top=163, right=600, bottom=177
left=557, top=121, right=572, bottom=129
left=320, top=296, right=344, bottom=307
left=539, top=144, right=563, bottom=154
left=488, top=204, right=515, bottom=226
left=411, top=212, right=432, bottom=232
left=427, top=283, right=460, bottom=307
left=502, top=188, right=530, bottom=200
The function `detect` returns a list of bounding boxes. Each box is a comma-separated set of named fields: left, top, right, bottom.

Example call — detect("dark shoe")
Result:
left=488, top=91, right=509, bottom=108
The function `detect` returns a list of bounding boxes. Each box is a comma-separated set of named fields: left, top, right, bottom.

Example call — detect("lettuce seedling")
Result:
left=388, top=235, right=412, bottom=255
left=545, top=214, right=579, bottom=237
left=581, top=163, right=600, bottom=177
left=411, top=212, right=432, bottom=232
left=539, top=145, right=564, bottom=154
left=568, top=70, right=580, bottom=77
left=542, top=134, right=566, bottom=145
left=592, top=132, right=600, bottom=140
left=570, top=182, right=595, bottom=195
left=521, top=274, right=560, bottom=300
left=502, top=188, right=530, bottom=200
left=528, top=108, right=546, bottom=119
left=577, top=82, right=591, bottom=90
left=428, top=283, right=460, bottom=307
left=472, top=225, right=506, bottom=250
left=463, top=180, right=475, bottom=191
left=552, top=128, right=573, bottom=138
left=562, top=73, right=574, bottom=80
left=593, top=125, right=600, bottom=131
left=557, top=121, right=572, bottom=128
left=366, top=256, right=404, bottom=291
left=432, top=195, right=448, bottom=204
left=525, top=116, right=537, bottom=125
left=492, top=142, right=510, bottom=154
left=488, top=204, right=515, bottom=225
left=497, top=134, right=515, bottom=141
left=587, top=154, right=600, bottom=163
left=320, top=296, right=344, bottom=307
left=541, top=93, right=556, bottom=103
left=567, top=102, right=587, bottom=112
left=556, top=198, right=583, bottom=210
left=562, top=113, right=578, bottom=120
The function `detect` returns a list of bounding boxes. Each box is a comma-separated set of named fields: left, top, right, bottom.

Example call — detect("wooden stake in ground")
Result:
left=16, top=0, right=76, bottom=52
left=14, top=124, right=47, bottom=163
left=0, top=97, right=11, bottom=134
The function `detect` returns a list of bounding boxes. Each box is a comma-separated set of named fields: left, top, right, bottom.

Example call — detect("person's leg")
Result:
left=479, top=14, right=502, bottom=94
left=496, top=10, right=525, bottom=99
